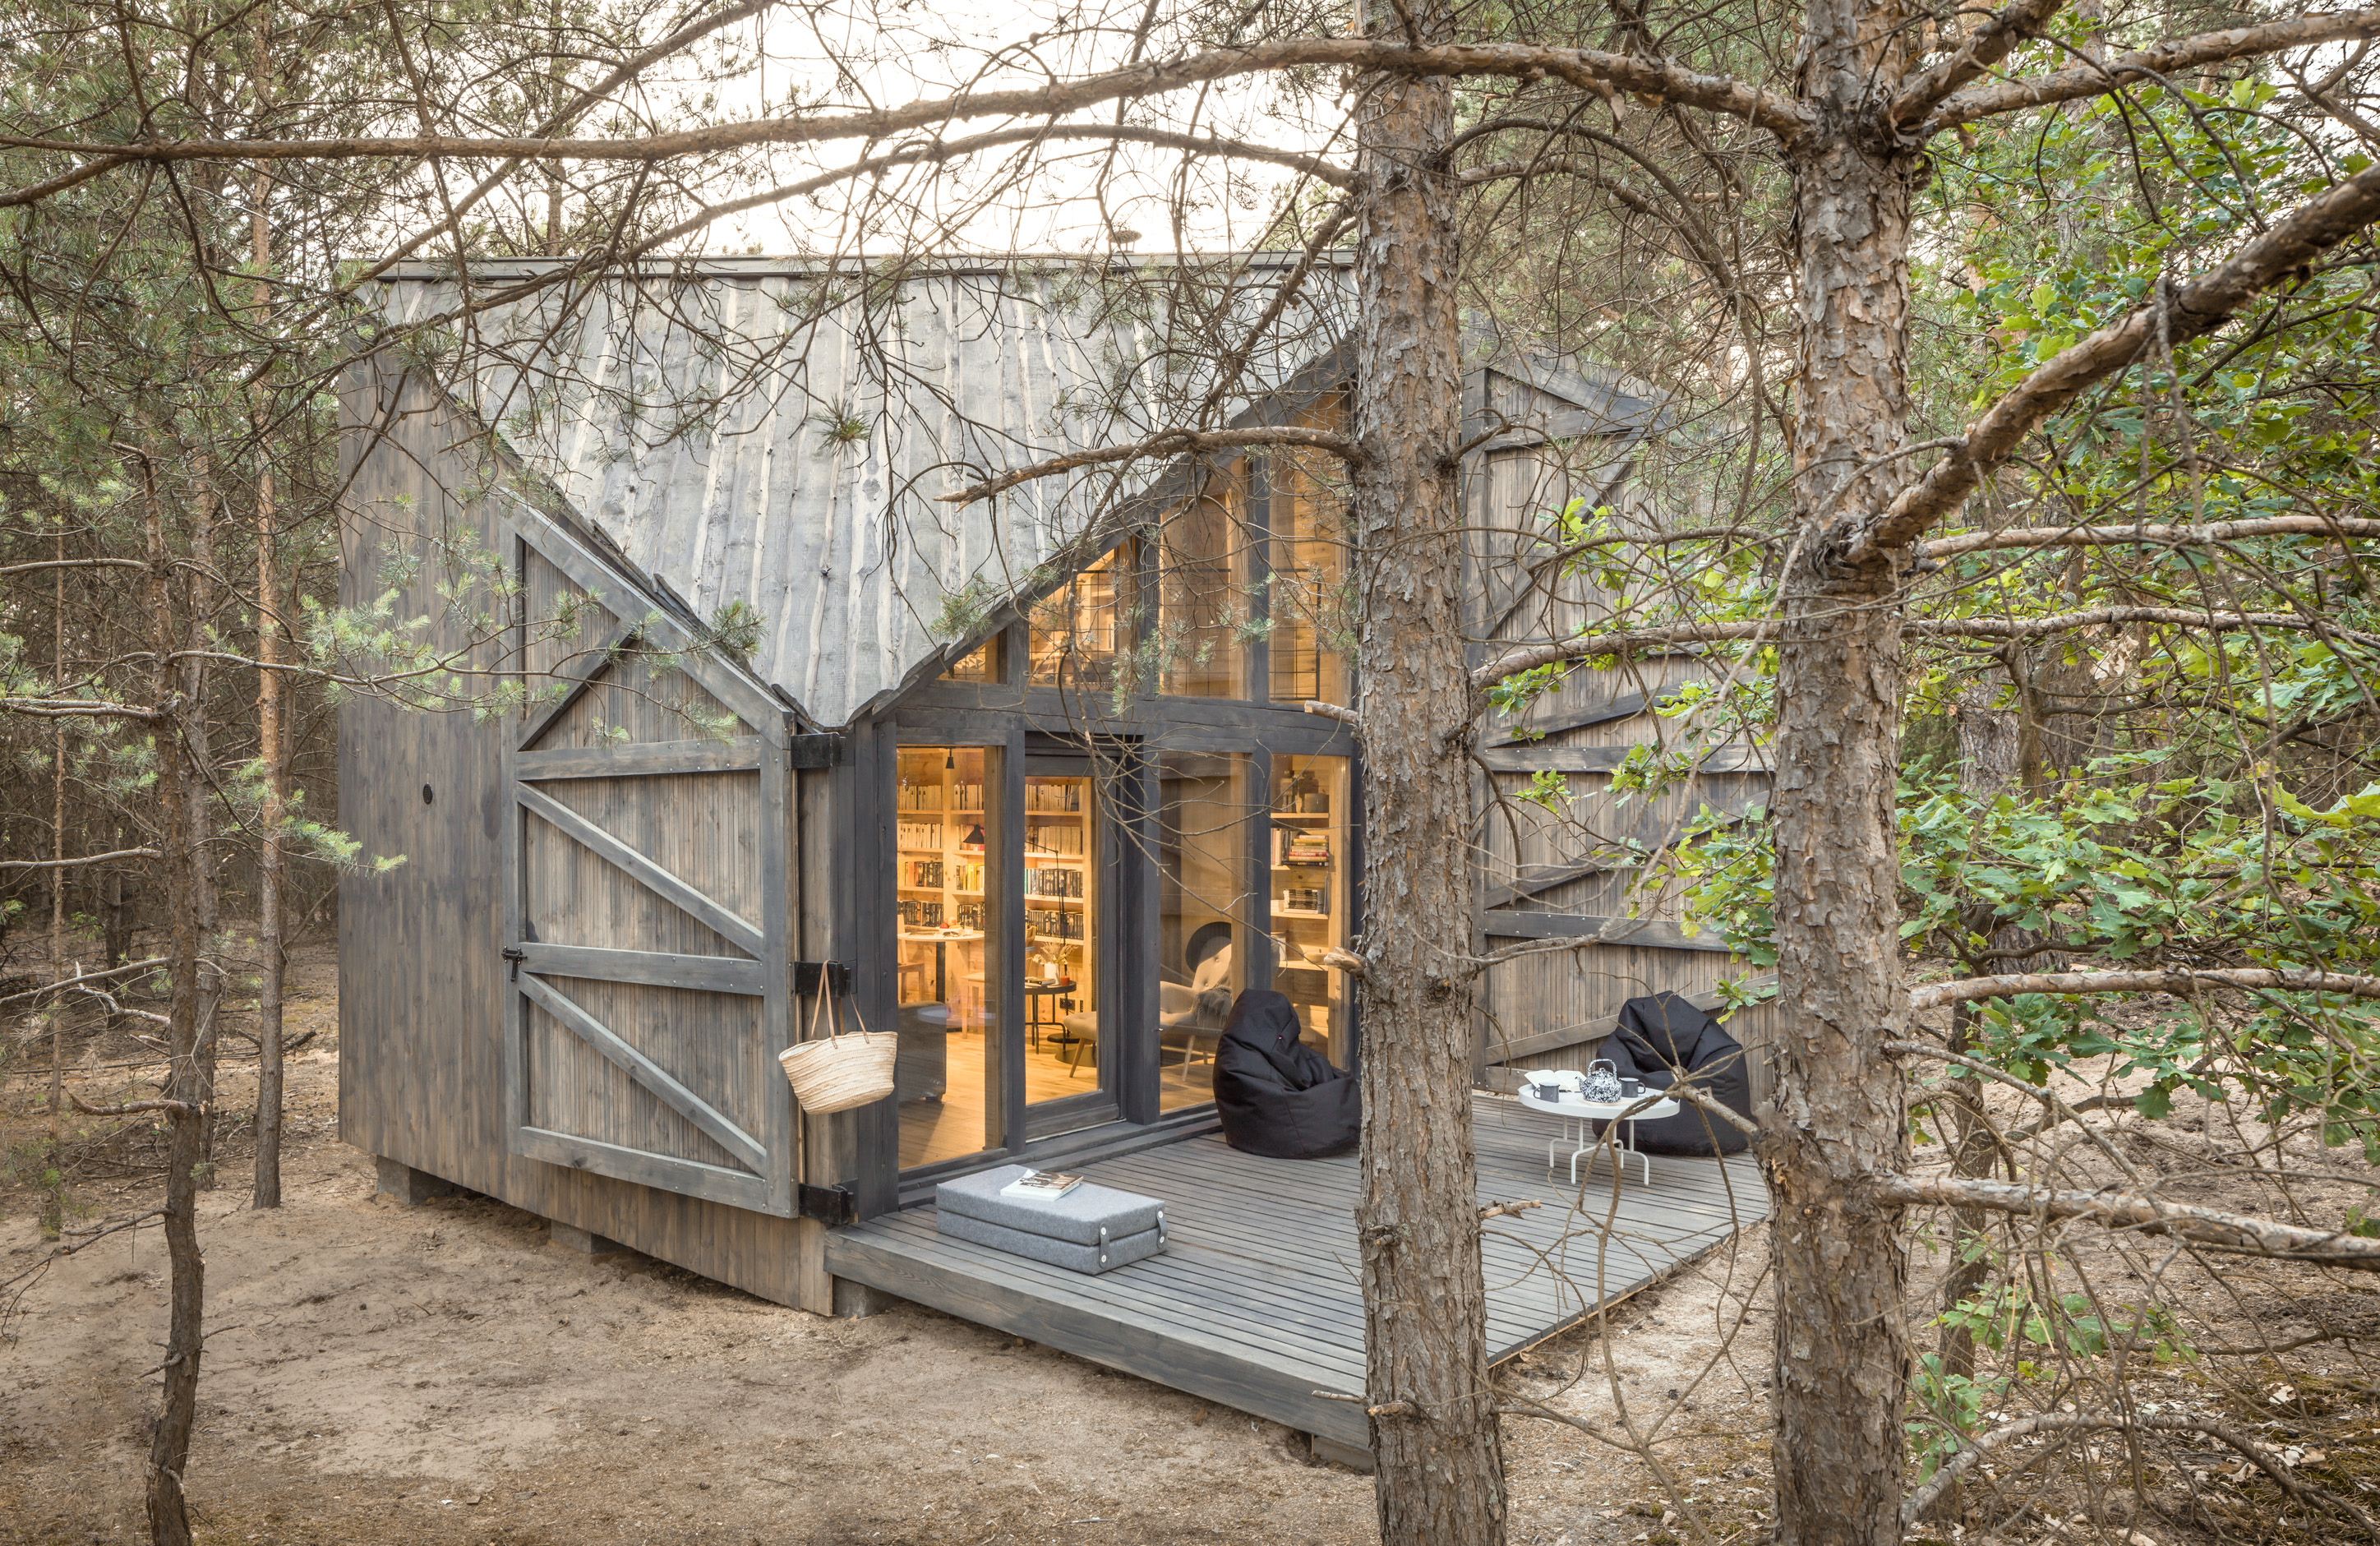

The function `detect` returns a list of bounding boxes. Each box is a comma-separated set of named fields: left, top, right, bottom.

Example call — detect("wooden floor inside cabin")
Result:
left=833, top=1090, right=1768, bottom=1456
left=896, top=1029, right=1215, bottom=1169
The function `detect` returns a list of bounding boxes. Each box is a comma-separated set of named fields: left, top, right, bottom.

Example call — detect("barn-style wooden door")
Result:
left=501, top=519, right=797, bottom=1217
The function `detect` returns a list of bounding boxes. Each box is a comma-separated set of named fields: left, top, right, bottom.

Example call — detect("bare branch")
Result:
left=0, top=698, right=162, bottom=720
left=0, top=558, right=151, bottom=579
left=1922, top=515, right=2380, bottom=561
left=1912, top=966, right=2380, bottom=1011
left=1889, top=0, right=2069, bottom=130
left=1471, top=621, right=1769, bottom=690
left=67, top=1091, right=199, bottom=1119
left=1856, top=160, right=2380, bottom=558
left=0, top=39, right=1810, bottom=210
left=1302, top=699, right=1362, bottom=727
left=934, top=427, right=1364, bottom=506
left=1907, top=606, right=2380, bottom=647
left=1926, top=7, right=2380, bottom=134
left=1871, top=1171, right=2380, bottom=1271
left=0, top=847, right=163, bottom=870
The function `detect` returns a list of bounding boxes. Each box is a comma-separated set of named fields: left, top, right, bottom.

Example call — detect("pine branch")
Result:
left=1911, top=966, right=2380, bottom=1011
left=1922, top=515, right=2380, bottom=561
left=1924, top=8, right=2380, bottom=134
left=1870, top=1172, right=2380, bottom=1271
left=1889, top=0, right=2070, bottom=131
left=934, top=427, right=1365, bottom=507
left=1856, top=159, right=2380, bottom=558
left=0, top=39, right=1810, bottom=211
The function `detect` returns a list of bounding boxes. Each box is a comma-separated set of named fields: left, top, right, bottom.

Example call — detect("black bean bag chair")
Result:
left=1214, top=990, right=1360, bottom=1159
left=1600, top=992, right=1754, bottom=1156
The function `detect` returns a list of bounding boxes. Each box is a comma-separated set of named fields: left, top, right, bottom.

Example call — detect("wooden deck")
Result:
left=825, top=1091, right=1768, bottom=1455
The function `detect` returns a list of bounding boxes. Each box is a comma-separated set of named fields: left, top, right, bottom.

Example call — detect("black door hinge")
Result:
left=797, top=1182, right=856, bottom=1225
left=793, top=960, right=853, bottom=996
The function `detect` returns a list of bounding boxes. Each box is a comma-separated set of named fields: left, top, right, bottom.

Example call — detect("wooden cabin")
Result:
left=337, top=258, right=1770, bottom=1462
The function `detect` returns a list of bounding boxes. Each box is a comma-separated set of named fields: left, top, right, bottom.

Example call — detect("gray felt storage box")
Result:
left=934, top=1164, right=1167, bottom=1274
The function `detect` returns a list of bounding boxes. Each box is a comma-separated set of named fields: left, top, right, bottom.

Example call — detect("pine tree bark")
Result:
left=1349, top=13, right=1505, bottom=1543
left=141, top=454, right=206, bottom=1546
left=1765, top=3, right=1919, bottom=1541
left=249, top=25, right=288, bottom=1207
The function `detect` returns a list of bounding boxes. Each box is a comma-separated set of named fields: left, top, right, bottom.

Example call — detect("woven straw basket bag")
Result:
left=777, top=979, right=897, bottom=1115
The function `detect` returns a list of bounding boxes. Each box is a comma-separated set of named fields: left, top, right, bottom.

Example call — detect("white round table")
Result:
left=1516, top=1087, right=1681, bottom=1185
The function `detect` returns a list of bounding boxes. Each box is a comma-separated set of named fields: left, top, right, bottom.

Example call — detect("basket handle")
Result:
left=806, top=973, right=840, bottom=1044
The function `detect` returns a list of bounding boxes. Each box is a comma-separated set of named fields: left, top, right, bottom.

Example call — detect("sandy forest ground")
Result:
left=2, top=933, right=2379, bottom=1544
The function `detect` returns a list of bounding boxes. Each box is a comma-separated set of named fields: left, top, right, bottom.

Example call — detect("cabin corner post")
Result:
left=794, top=744, right=845, bottom=1313
left=762, top=721, right=797, bottom=1221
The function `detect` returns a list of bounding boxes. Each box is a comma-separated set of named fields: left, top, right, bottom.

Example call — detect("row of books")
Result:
left=1026, top=822, right=1086, bottom=856
left=901, top=859, right=989, bottom=891
left=1031, top=866, right=1086, bottom=899
left=1273, top=827, right=1332, bottom=867
left=1026, top=782, right=1086, bottom=812
left=896, top=819, right=943, bottom=851
left=1027, top=908, right=1086, bottom=939
left=895, top=782, right=989, bottom=811
left=900, top=898, right=985, bottom=931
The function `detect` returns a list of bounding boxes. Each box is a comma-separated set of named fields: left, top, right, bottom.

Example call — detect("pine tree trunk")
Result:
left=249, top=69, right=288, bottom=1208
left=49, top=528, right=67, bottom=1126
left=1766, top=5, right=1918, bottom=1541
left=141, top=455, right=205, bottom=1546
left=1349, top=16, right=1505, bottom=1544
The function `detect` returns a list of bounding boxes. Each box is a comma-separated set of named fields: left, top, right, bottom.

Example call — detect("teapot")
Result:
left=1580, top=1059, right=1625, bottom=1104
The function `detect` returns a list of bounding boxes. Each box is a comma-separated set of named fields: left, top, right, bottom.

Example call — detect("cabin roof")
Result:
left=371, top=256, right=1660, bottom=727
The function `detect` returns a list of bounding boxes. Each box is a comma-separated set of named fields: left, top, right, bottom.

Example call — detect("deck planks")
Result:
left=825, top=1090, right=1767, bottom=1453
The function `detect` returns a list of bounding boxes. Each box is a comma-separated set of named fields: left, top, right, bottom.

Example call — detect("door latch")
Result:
left=501, top=944, right=527, bottom=981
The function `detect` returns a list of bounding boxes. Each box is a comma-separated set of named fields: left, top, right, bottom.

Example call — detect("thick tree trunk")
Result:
left=141, top=456, right=206, bottom=1546
left=1766, top=5, right=1919, bottom=1542
left=1349, top=18, right=1505, bottom=1545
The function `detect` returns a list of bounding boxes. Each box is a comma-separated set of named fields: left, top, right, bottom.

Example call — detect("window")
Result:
left=1270, top=755, right=1353, bottom=1067
left=1028, top=547, right=1132, bottom=695
left=1155, top=751, right=1257, bottom=1110
left=1269, top=399, right=1352, bottom=706
left=939, top=640, right=998, bottom=682
left=1155, top=464, right=1252, bottom=699
left=1023, top=772, right=1100, bottom=1099
left=894, top=746, right=999, bottom=1168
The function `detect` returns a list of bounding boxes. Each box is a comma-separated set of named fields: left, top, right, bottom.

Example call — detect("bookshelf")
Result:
left=1270, top=755, right=1350, bottom=1064
left=895, top=750, right=989, bottom=1027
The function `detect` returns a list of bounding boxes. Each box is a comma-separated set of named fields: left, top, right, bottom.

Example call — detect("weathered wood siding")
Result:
left=1464, top=370, right=1777, bottom=1097
left=338, top=358, right=839, bottom=1307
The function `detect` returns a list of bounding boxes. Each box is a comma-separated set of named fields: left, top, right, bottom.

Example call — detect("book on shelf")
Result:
left=895, top=819, right=944, bottom=851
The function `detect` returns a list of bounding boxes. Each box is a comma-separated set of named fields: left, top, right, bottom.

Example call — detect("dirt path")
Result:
left=0, top=942, right=1736, bottom=1546
left=16, top=942, right=2369, bottom=1544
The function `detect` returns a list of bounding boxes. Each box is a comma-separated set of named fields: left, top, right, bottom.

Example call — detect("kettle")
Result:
left=1580, top=1059, right=1624, bottom=1104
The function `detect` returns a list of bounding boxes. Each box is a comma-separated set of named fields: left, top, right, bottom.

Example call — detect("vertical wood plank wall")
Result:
left=1465, top=372, right=1778, bottom=1098
left=338, top=362, right=827, bottom=1307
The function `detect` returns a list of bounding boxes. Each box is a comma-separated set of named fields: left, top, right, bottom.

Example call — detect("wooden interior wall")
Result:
left=338, top=360, right=832, bottom=1308
left=1465, top=372, right=1776, bottom=1099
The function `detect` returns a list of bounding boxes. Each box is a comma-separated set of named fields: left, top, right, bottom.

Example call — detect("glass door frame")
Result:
left=1018, top=739, right=1128, bottom=1142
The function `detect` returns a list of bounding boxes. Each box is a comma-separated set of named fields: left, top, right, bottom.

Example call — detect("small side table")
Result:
left=1026, top=979, right=1077, bottom=1051
left=1515, top=1089, right=1681, bottom=1185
